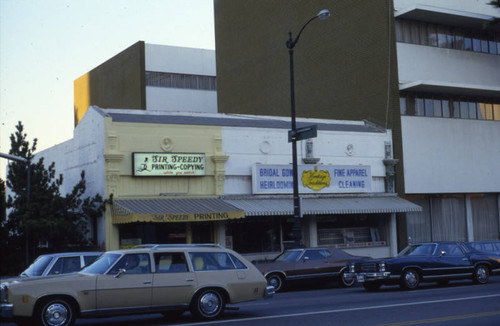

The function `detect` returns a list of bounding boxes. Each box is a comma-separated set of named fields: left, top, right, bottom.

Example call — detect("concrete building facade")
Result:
left=38, top=106, right=420, bottom=259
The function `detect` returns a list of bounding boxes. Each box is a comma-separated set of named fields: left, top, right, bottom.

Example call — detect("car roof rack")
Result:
left=133, top=243, right=224, bottom=250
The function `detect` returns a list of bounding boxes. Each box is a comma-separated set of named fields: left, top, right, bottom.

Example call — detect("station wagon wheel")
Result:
left=401, top=269, right=420, bottom=290
left=266, top=273, right=284, bottom=292
left=190, top=288, right=225, bottom=320
left=473, top=265, right=489, bottom=284
left=339, top=269, right=355, bottom=287
left=36, top=297, right=76, bottom=326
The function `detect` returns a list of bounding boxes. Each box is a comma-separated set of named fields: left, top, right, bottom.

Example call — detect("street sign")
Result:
left=288, top=124, right=317, bottom=142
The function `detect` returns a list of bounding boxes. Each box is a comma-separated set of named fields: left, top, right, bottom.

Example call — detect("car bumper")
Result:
left=265, top=285, right=275, bottom=298
left=345, top=272, right=391, bottom=282
left=1, top=303, right=13, bottom=318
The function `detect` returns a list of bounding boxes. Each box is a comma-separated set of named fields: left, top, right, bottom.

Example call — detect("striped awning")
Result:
left=223, top=196, right=422, bottom=216
left=112, top=197, right=245, bottom=224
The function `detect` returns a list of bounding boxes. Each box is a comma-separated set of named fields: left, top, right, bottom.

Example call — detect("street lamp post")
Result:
left=286, top=9, right=330, bottom=248
left=0, top=152, right=31, bottom=265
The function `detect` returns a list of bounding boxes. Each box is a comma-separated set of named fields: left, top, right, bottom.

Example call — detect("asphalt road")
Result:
left=3, top=278, right=500, bottom=326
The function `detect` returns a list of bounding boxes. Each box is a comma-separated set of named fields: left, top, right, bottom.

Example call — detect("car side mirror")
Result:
left=303, top=256, right=309, bottom=262
left=440, top=251, right=446, bottom=257
left=114, top=268, right=126, bottom=278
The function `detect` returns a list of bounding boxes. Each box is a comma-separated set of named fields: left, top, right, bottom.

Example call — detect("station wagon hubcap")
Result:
left=199, top=292, right=220, bottom=316
left=44, top=303, right=68, bottom=326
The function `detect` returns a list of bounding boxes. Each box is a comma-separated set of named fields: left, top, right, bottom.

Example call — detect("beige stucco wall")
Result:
left=102, top=116, right=227, bottom=249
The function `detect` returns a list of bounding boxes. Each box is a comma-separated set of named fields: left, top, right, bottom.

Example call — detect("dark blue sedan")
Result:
left=345, top=241, right=500, bottom=291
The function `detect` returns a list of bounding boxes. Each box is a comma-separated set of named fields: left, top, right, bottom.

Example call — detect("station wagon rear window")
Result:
left=189, top=252, right=247, bottom=271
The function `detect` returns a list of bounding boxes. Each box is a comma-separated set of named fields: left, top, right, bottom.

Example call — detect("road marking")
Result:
left=173, top=293, right=500, bottom=326
left=375, top=310, right=500, bottom=326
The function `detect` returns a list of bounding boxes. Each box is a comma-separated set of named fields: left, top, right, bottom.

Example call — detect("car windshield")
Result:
left=21, top=255, right=54, bottom=277
left=81, top=253, right=121, bottom=274
left=399, top=243, right=436, bottom=256
left=274, top=250, right=302, bottom=262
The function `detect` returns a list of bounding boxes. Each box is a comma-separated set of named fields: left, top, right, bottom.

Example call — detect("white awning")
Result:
left=223, top=195, right=422, bottom=216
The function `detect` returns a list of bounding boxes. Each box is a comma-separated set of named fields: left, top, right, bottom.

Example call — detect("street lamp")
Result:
left=0, top=152, right=31, bottom=264
left=286, top=9, right=330, bottom=247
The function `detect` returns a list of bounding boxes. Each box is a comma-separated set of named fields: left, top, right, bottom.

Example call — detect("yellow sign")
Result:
left=302, top=166, right=331, bottom=191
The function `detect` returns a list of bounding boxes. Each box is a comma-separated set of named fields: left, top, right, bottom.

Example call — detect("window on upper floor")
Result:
left=145, top=71, right=217, bottom=91
left=400, top=93, right=500, bottom=121
left=396, top=19, right=500, bottom=55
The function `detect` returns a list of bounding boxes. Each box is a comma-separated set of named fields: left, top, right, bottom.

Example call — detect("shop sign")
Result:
left=133, top=153, right=206, bottom=176
left=252, top=164, right=371, bottom=194
left=113, top=211, right=244, bottom=224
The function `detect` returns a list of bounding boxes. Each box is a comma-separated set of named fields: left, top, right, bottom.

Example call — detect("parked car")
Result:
left=346, top=241, right=500, bottom=291
left=19, top=252, right=102, bottom=278
left=0, top=244, right=274, bottom=325
left=464, top=241, right=500, bottom=255
left=255, top=247, right=368, bottom=292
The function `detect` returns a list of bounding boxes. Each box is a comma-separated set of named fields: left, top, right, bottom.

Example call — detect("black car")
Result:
left=464, top=241, right=500, bottom=255
left=345, top=241, right=500, bottom=291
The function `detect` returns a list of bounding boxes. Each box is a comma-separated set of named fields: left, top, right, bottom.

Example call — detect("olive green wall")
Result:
left=215, top=0, right=399, bottom=124
left=74, top=41, right=146, bottom=126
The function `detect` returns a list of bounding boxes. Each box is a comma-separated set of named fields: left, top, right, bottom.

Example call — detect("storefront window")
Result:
left=406, top=195, right=432, bottom=243
left=226, top=217, right=281, bottom=254
left=316, top=214, right=387, bottom=248
left=431, top=195, right=467, bottom=241
left=119, top=223, right=187, bottom=248
left=471, top=195, right=499, bottom=241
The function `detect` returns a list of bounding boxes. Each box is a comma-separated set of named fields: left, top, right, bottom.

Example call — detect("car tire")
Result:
left=400, top=269, right=420, bottom=290
left=266, top=273, right=285, bottom=292
left=35, top=297, right=76, bottom=326
left=473, top=265, right=489, bottom=284
left=339, top=270, right=355, bottom=287
left=362, top=282, right=381, bottom=291
left=190, top=288, right=225, bottom=320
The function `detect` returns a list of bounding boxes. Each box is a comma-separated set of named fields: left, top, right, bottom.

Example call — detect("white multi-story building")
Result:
left=393, top=0, right=500, bottom=243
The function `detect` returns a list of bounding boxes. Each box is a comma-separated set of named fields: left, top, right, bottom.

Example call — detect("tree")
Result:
left=1, top=122, right=104, bottom=276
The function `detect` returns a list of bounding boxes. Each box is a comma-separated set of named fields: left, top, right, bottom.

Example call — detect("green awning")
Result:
left=112, top=197, right=245, bottom=224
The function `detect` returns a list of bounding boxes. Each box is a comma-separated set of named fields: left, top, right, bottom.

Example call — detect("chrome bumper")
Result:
left=1, top=303, right=13, bottom=318
left=265, top=285, right=275, bottom=298
left=345, top=272, right=391, bottom=282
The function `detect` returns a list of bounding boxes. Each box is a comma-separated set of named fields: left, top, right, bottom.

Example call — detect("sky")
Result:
left=0, top=0, right=215, bottom=179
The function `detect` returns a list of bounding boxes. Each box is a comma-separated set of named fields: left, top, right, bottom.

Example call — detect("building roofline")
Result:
left=395, top=4, right=499, bottom=30
left=400, top=80, right=500, bottom=98
left=89, top=106, right=386, bottom=134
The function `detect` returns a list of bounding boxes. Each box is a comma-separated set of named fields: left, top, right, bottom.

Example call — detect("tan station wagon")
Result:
left=0, top=244, right=274, bottom=325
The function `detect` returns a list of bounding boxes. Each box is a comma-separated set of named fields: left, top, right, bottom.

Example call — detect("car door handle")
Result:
left=462, top=258, right=469, bottom=261
left=143, top=280, right=152, bottom=284
left=186, top=278, right=195, bottom=282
